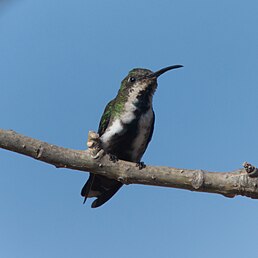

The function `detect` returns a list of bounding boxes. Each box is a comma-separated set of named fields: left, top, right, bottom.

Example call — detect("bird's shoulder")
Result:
left=97, top=99, right=115, bottom=136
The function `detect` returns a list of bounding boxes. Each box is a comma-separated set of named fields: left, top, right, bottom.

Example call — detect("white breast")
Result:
left=100, top=119, right=123, bottom=147
left=131, top=108, right=153, bottom=161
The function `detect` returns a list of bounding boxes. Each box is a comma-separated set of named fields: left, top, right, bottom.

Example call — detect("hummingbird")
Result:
left=81, top=65, right=183, bottom=208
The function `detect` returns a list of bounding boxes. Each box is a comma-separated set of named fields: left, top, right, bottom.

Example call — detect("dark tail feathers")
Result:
left=81, top=173, right=122, bottom=208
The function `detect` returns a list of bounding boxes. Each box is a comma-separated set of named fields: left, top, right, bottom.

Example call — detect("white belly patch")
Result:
left=100, top=119, right=123, bottom=145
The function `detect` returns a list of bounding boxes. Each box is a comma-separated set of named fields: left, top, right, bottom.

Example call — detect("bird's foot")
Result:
left=136, top=161, right=146, bottom=170
left=109, top=154, right=119, bottom=163
left=86, top=131, right=104, bottom=159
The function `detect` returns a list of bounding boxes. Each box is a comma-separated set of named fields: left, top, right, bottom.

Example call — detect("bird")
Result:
left=81, top=65, right=183, bottom=208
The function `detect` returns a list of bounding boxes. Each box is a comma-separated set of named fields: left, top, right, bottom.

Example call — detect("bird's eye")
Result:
left=128, top=77, right=136, bottom=83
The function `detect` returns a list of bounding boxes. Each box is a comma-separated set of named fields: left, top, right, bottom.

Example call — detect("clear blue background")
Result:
left=1, top=0, right=258, bottom=257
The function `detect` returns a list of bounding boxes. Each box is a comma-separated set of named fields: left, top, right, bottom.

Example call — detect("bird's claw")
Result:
left=136, top=161, right=146, bottom=170
left=109, top=154, right=118, bottom=163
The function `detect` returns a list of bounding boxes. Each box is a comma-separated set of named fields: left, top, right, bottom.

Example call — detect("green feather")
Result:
left=98, top=99, right=114, bottom=136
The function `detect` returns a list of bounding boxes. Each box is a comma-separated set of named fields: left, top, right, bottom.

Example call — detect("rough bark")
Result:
left=0, top=129, right=258, bottom=199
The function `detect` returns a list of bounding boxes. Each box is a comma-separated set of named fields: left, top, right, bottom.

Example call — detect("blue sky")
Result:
left=1, top=0, right=258, bottom=257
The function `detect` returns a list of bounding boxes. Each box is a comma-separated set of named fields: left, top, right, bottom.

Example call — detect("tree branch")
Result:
left=1, top=129, right=258, bottom=200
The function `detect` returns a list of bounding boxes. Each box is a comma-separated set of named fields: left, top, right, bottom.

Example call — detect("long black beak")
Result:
left=148, top=65, right=183, bottom=78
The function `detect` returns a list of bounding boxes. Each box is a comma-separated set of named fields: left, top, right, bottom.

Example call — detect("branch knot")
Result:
left=36, top=145, right=43, bottom=159
left=192, top=170, right=204, bottom=190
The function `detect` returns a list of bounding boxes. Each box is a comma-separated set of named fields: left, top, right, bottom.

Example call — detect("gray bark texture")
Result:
left=1, top=129, right=258, bottom=199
